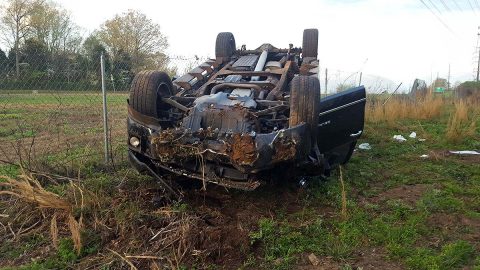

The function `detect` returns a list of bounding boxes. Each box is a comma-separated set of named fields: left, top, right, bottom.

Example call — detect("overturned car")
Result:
left=127, top=29, right=366, bottom=193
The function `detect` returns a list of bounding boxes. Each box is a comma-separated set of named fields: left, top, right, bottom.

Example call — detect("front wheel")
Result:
left=129, top=71, right=173, bottom=118
left=289, top=76, right=321, bottom=152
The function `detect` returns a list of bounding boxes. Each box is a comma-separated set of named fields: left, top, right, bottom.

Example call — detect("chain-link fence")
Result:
left=0, top=50, right=130, bottom=169
left=0, top=45, right=407, bottom=170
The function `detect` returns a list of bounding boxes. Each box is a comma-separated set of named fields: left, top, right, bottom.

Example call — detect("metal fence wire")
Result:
left=0, top=48, right=130, bottom=168
left=0, top=44, right=404, bottom=169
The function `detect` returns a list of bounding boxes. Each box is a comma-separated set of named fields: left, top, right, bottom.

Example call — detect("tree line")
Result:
left=0, top=0, right=175, bottom=91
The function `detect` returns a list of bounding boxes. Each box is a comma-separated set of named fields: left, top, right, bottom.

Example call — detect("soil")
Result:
left=426, top=213, right=480, bottom=249
left=182, top=185, right=306, bottom=268
left=295, top=248, right=403, bottom=270
left=368, top=184, right=430, bottom=206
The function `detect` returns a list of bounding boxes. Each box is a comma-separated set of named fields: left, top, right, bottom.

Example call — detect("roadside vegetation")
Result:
left=0, top=94, right=479, bottom=269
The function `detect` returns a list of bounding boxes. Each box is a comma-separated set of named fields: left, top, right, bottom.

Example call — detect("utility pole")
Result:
left=447, top=64, right=451, bottom=91
left=358, top=72, right=363, bottom=86
left=477, top=26, right=480, bottom=82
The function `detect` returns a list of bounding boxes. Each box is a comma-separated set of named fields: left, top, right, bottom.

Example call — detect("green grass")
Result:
left=246, top=103, right=479, bottom=269
left=1, top=96, right=479, bottom=269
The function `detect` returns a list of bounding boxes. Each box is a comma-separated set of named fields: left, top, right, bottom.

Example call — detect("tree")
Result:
left=0, top=0, right=37, bottom=77
left=22, top=38, right=48, bottom=72
left=29, top=1, right=82, bottom=54
left=82, top=34, right=110, bottom=81
left=0, top=48, right=8, bottom=74
left=96, top=10, right=169, bottom=72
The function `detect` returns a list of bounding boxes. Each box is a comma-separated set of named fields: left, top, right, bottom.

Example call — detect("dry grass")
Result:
left=445, top=100, right=478, bottom=142
left=366, top=95, right=444, bottom=124
left=339, top=166, right=347, bottom=220
left=0, top=172, right=84, bottom=253
left=0, top=168, right=208, bottom=268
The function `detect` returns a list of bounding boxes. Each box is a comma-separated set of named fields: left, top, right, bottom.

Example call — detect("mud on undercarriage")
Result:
left=127, top=29, right=366, bottom=192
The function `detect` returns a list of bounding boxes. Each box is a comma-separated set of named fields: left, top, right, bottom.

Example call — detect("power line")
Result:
left=466, top=0, right=477, bottom=13
left=451, top=0, right=464, bottom=12
left=474, top=0, right=480, bottom=10
left=438, top=0, right=451, bottom=12
left=419, top=0, right=458, bottom=36
left=427, top=0, right=443, bottom=13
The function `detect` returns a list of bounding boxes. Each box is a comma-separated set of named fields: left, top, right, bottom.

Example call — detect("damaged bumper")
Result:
left=127, top=111, right=311, bottom=190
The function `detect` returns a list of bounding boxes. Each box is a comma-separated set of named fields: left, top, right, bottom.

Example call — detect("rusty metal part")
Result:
left=128, top=151, right=181, bottom=198
left=210, top=83, right=263, bottom=95
left=230, top=134, right=258, bottom=165
left=128, top=105, right=161, bottom=129
left=237, top=48, right=301, bottom=55
left=182, top=104, right=253, bottom=133
left=161, top=98, right=189, bottom=112
left=300, top=62, right=319, bottom=76
left=256, top=100, right=286, bottom=106
left=254, top=105, right=289, bottom=116
left=216, top=69, right=284, bottom=77
left=266, top=61, right=294, bottom=100
left=153, top=160, right=261, bottom=191
left=272, top=137, right=297, bottom=162
left=196, top=62, right=234, bottom=96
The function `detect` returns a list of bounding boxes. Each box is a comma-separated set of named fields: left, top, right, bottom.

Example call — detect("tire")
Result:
left=289, top=75, right=321, bottom=137
left=215, top=32, right=236, bottom=61
left=302, top=29, right=318, bottom=59
left=129, top=71, right=173, bottom=118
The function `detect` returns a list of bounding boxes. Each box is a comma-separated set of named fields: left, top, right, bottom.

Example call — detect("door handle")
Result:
left=350, top=130, right=363, bottom=137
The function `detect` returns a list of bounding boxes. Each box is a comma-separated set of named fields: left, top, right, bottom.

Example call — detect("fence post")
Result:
left=100, top=53, right=110, bottom=163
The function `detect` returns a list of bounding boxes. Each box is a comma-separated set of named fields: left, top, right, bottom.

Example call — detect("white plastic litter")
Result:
left=449, top=151, right=480, bottom=155
left=358, top=143, right=372, bottom=150
left=418, top=138, right=426, bottom=142
left=393, top=135, right=407, bottom=142
left=409, top=132, right=417, bottom=139
left=420, top=154, right=429, bottom=158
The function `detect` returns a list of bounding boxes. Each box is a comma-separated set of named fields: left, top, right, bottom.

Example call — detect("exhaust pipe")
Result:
left=251, top=49, right=268, bottom=81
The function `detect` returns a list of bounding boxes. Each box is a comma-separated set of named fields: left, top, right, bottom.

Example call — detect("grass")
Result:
left=0, top=91, right=128, bottom=166
left=446, top=100, right=478, bottom=142
left=366, top=94, right=444, bottom=124
left=0, top=93, right=479, bottom=269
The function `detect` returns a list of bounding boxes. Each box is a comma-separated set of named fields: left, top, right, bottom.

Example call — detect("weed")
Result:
left=57, top=238, right=78, bottom=264
left=366, top=95, right=444, bottom=124
left=418, top=189, right=464, bottom=213
left=446, top=101, right=474, bottom=142
left=406, top=241, right=475, bottom=270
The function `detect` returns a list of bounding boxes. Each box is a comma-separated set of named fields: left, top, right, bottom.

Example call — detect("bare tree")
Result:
left=96, top=10, right=168, bottom=72
left=0, top=0, right=37, bottom=77
left=29, top=1, right=82, bottom=54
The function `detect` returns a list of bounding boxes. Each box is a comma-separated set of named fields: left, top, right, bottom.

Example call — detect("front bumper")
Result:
left=127, top=113, right=313, bottom=189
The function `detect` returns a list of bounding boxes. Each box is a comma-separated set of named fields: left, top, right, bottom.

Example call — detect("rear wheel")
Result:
left=215, top=32, right=236, bottom=62
left=302, top=29, right=319, bottom=59
left=289, top=75, right=321, bottom=143
left=129, top=71, right=173, bottom=118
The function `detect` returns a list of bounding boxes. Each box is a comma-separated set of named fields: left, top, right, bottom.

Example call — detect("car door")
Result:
left=316, top=86, right=366, bottom=164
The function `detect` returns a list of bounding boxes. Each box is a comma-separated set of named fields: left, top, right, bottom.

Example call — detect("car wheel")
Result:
left=289, top=75, right=321, bottom=147
left=129, top=71, right=173, bottom=118
left=302, top=28, right=318, bottom=59
left=215, top=32, right=236, bottom=62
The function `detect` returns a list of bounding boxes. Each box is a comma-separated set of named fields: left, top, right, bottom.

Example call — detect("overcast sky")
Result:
left=5, top=0, right=480, bottom=92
